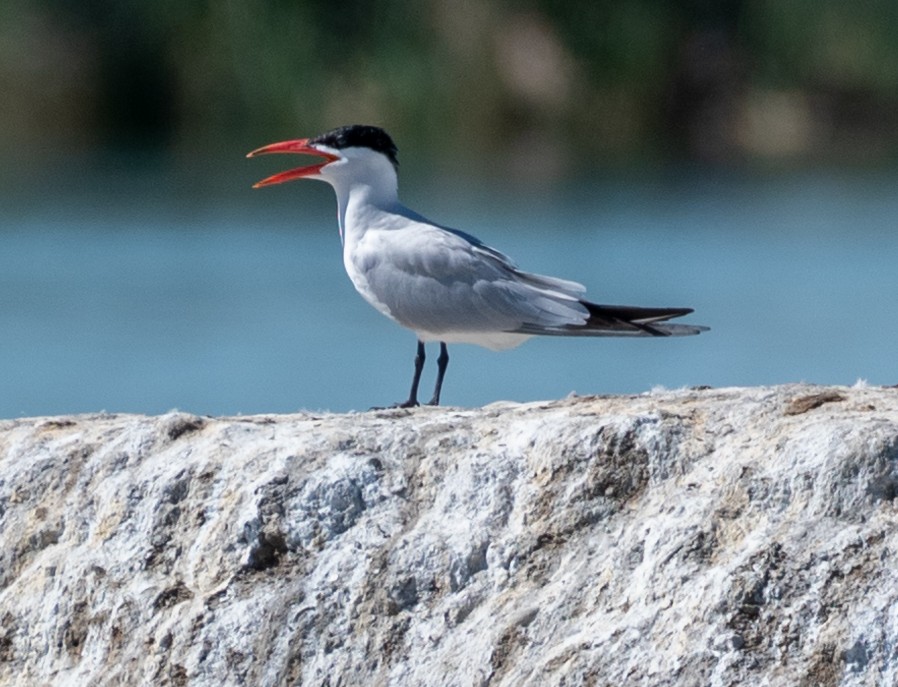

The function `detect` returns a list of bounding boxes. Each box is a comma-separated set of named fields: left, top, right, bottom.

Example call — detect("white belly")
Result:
left=416, top=329, right=532, bottom=350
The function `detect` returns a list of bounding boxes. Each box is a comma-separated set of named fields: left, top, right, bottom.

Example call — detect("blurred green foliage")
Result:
left=2, top=0, right=898, bottom=167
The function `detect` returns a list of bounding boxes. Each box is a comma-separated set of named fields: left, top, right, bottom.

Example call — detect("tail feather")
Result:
left=514, top=301, right=708, bottom=338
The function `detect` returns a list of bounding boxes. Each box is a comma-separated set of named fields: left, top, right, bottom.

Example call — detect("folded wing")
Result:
left=358, top=216, right=707, bottom=340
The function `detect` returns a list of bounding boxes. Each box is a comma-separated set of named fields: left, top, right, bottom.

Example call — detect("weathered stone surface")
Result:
left=1, top=384, right=897, bottom=686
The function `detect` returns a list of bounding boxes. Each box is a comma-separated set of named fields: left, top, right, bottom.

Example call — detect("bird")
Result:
left=248, top=124, right=707, bottom=408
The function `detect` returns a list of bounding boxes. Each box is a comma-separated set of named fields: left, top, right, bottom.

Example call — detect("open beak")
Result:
left=246, top=139, right=340, bottom=188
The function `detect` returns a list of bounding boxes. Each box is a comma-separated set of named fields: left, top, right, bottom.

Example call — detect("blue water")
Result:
left=2, top=161, right=897, bottom=417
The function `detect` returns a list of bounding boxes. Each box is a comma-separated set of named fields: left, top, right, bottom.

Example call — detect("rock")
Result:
left=1, top=384, right=897, bottom=686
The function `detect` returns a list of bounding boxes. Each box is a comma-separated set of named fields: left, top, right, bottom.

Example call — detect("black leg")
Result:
left=427, top=342, right=449, bottom=406
left=396, top=340, right=426, bottom=408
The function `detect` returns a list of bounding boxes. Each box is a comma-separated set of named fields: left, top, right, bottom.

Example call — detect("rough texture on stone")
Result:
left=1, top=384, right=897, bottom=686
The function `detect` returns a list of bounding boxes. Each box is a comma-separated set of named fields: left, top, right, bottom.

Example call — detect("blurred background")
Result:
left=1, top=0, right=897, bottom=416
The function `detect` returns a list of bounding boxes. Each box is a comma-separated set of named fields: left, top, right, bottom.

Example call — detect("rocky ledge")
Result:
left=1, top=384, right=897, bottom=686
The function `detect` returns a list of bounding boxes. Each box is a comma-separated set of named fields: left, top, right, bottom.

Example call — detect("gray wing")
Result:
left=356, top=214, right=707, bottom=338
left=357, top=220, right=592, bottom=335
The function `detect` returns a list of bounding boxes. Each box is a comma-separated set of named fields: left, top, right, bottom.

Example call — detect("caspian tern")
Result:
left=248, top=124, right=707, bottom=407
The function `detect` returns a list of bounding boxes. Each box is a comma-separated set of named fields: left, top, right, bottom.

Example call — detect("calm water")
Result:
left=2, top=159, right=897, bottom=417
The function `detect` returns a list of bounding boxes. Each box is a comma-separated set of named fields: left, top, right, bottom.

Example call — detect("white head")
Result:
left=248, top=124, right=400, bottom=200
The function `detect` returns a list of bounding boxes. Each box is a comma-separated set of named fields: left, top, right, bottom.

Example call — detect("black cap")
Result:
left=309, top=125, right=399, bottom=168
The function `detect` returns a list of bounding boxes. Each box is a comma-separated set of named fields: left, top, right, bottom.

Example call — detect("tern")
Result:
left=248, top=124, right=707, bottom=407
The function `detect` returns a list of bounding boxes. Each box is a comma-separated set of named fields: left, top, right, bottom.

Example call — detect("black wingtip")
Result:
left=581, top=302, right=696, bottom=333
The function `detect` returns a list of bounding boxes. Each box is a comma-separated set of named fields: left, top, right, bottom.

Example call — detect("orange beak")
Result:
left=246, top=139, right=340, bottom=188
